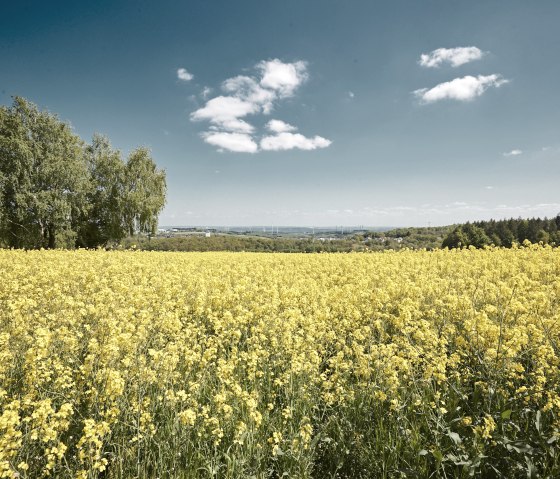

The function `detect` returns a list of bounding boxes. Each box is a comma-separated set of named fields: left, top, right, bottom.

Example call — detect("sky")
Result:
left=1, top=0, right=559, bottom=227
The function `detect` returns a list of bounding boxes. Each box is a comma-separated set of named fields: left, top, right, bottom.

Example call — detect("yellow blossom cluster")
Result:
left=0, top=246, right=559, bottom=477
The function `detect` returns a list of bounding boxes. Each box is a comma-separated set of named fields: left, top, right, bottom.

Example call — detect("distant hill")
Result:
left=125, top=216, right=560, bottom=252
left=125, top=225, right=452, bottom=252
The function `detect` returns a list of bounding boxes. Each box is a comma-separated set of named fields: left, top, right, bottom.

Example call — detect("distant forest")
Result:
left=129, top=216, right=560, bottom=253
left=442, top=216, right=560, bottom=248
left=123, top=235, right=365, bottom=253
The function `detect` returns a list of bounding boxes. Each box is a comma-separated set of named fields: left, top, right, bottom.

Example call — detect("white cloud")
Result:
left=419, top=47, right=485, bottom=68
left=266, top=119, right=297, bottom=133
left=258, top=59, right=308, bottom=97
left=503, top=149, right=523, bottom=157
left=347, top=202, right=560, bottom=221
left=193, top=59, right=308, bottom=129
left=177, top=68, right=194, bottom=81
left=201, top=87, right=212, bottom=99
left=260, top=132, right=331, bottom=151
left=211, top=119, right=255, bottom=134
left=348, top=91, right=355, bottom=98
left=414, top=74, right=508, bottom=103
left=201, top=132, right=258, bottom=153
left=222, top=75, right=277, bottom=113
left=191, top=95, right=258, bottom=122
left=190, top=59, right=330, bottom=153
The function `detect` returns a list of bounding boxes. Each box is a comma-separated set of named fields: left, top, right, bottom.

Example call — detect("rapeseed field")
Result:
left=1, top=247, right=559, bottom=478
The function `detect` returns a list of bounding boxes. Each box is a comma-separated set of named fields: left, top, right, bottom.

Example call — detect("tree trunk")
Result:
left=48, top=224, right=56, bottom=249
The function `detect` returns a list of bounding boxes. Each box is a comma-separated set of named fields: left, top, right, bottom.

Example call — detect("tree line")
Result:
left=123, top=235, right=365, bottom=253
left=442, top=216, right=560, bottom=249
left=0, top=97, right=166, bottom=249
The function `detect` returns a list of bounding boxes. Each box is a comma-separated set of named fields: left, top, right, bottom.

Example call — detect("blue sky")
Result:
left=1, top=0, right=559, bottom=226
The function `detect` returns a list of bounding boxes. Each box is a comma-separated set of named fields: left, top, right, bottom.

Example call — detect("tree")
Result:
left=442, top=224, right=490, bottom=249
left=463, top=224, right=491, bottom=248
left=536, top=229, right=550, bottom=244
left=77, top=134, right=127, bottom=247
left=490, top=233, right=502, bottom=247
left=123, top=148, right=166, bottom=237
left=0, top=97, right=167, bottom=249
left=442, top=227, right=469, bottom=249
left=0, top=97, right=89, bottom=248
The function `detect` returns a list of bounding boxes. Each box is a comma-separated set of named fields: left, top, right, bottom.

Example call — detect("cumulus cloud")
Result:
left=192, top=59, right=307, bottom=130
left=258, top=59, right=308, bottom=97
left=414, top=74, right=508, bottom=103
left=177, top=68, right=194, bottom=81
left=191, top=96, right=259, bottom=130
left=209, top=119, right=255, bottom=134
left=222, top=75, right=277, bottom=114
left=419, top=47, right=485, bottom=68
left=503, top=149, right=523, bottom=157
left=260, top=132, right=331, bottom=151
left=190, top=59, right=330, bottom=153
left=266, top=119, right=297, bottom=133
left=201, top=132, right=258, bottom=153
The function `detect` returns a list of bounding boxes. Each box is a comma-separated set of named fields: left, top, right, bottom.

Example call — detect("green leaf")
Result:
left=501, top=409, right=512, bottom=420
left=445, top=453, right=471, bottom=466
left=526, top=456, right=536, bottom=478
left=506, top=442, right=534, bottom=455
left=448, top=431, right=462, bottom=445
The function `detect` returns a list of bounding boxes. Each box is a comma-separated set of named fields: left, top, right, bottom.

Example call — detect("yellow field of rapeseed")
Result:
left=1, top=247, right=559, bottom=478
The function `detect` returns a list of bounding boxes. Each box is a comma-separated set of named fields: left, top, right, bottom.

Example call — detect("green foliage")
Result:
left=442, top=217, right=560, bottom=249
left=0, top=97, right=89, bottom=248
left=123, top=147, right=167, bottom=237
left=442, top=228, right=470, bottom=249
left=77, top=134, right=127, bottom=247
left=123, top=235, right=364, bottom=253
left=126, top=225, right=454, bottom=254
left=0, top=97, right=167, bottom=248
left=362, top=226, right=453, bottom=251
left=443, top=224, right=491, bottom=249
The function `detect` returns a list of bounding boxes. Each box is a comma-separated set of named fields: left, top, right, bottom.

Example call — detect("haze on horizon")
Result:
left=1, top=0, right=559, bottom=227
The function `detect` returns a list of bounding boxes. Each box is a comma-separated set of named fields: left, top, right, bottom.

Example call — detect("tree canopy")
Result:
left=442, top=216, right=560, bottom=249
left=0, top=97, right=166, bottom=249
